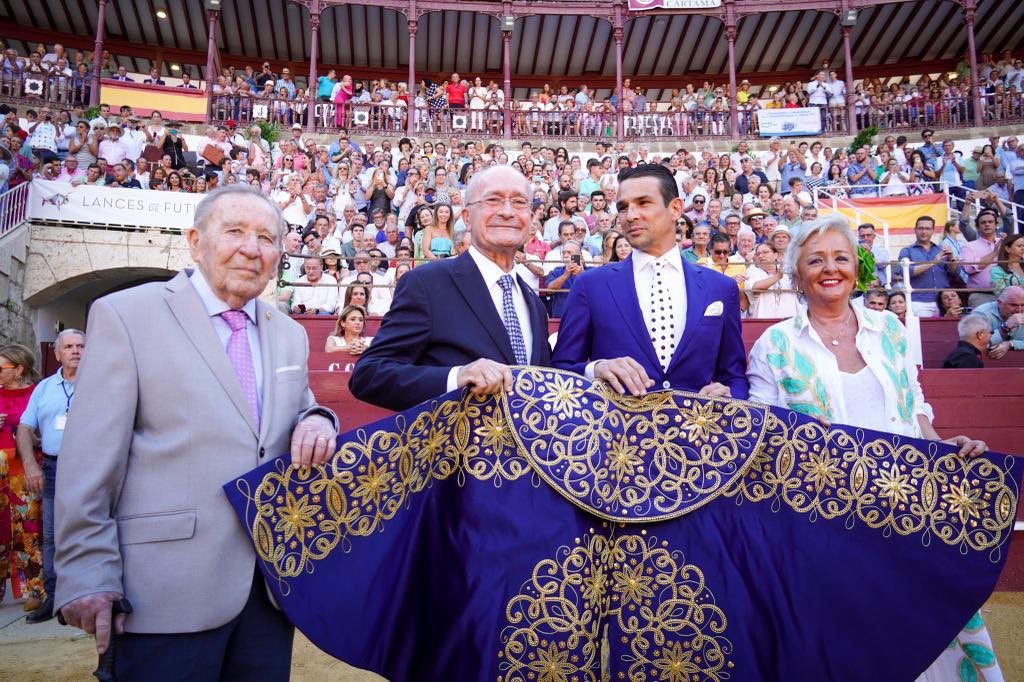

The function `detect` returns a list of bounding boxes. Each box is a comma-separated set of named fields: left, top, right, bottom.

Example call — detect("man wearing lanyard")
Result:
left=17, top=328, right=85, bottom=623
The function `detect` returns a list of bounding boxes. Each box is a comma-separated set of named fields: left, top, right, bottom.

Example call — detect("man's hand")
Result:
left=60, top=592, right=125, bottom=655
left=457, top=359, right=513, bottom=397
left=290, top=414, right=337, bottom=468
left=1005, top=313, right=1024, bottom=330
left=594, top=357, right=654, bottom=396
left=944, top=434, right=988, bottom=458
left=988, top=341, right=1011, bottom=359
left=22, top=461, right=43, bottom=494
left=697, top=382, right=731, bottom=398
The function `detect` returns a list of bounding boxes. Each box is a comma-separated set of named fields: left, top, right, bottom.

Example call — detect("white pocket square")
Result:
left=703, top=301, right=724, bottom=317
left=275, top=365, right=301, bottom=374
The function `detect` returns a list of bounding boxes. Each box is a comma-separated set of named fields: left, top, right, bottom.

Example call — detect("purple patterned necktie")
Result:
left=220, top=310, right=260, bottom=429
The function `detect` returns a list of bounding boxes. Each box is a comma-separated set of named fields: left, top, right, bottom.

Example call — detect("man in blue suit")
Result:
left=553, top=164, right=748, bottom=398
left=351, top=166, right=550, bottom=411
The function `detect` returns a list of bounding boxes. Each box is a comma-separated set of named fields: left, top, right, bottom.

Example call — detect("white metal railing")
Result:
left=944, top=182, right=1022, bottom=235
left=812, top=188, right=895, bottom=285
left=898, top=256, right=924, bottom=367
left=0, top=183, right=30, bottom=236
left=815, top=181, right=944, bottom=199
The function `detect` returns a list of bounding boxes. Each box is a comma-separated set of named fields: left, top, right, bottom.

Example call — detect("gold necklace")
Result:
left=811, top=308, right=853, bottom=347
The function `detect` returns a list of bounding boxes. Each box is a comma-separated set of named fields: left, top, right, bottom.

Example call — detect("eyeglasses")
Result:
left=0, top=364, right=16, bottom=370
left=712, top=249, right=731, bottom=256
left=693, top=199, right=705, bottom=204
left=284, top=157, right=293, bottom=162
left=467, top=196, right=531, bottom=211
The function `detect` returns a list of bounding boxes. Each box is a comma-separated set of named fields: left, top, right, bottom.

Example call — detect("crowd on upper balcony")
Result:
left=1, top=38, right=1023, bottom=137
left=0, top=41, right=1023, bottom=339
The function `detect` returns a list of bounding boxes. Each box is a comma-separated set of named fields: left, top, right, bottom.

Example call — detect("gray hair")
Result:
left=737, top=226, right=756, bottom=240
left=55, top=328, right=85, bottom=347
left=958, top=314, right=990, bottom=340
left=997, top=285, right=1024, bottom=302
left=465, top=165, right=531, bottom=205
left=192, top=185, right=286, bottom=243
left=785, top=215, right=860, bottom=281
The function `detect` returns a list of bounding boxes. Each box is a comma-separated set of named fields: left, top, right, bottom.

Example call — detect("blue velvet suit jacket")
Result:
left=350, top=252, right=551, bottom=411
left=552, top=254, right=749, bottom=398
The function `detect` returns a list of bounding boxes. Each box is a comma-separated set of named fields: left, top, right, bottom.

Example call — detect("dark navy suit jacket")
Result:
left=350, top=251, right=551, bottom=411
left=551, top=254, right=749, bottom=398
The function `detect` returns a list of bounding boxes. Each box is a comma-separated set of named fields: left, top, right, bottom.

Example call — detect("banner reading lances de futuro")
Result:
left=28, top=180, right=202, bottom=230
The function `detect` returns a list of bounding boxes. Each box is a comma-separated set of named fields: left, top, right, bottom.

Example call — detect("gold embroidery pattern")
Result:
left=499, top=529, right=732, bottom=681
left=505, top=368, right=769, bottom=522
left=234, top=389, right=532, bottom=590
left=724, top=413, right=1019, bottom=556
left=235, top=368, right=1019, bottom=591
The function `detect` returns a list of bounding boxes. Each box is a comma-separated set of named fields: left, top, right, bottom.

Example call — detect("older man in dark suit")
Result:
left=351, top=166, right=551, bottom=410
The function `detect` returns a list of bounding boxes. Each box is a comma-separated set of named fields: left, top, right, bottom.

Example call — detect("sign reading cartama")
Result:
left=628, top=0, right=723, bottom=9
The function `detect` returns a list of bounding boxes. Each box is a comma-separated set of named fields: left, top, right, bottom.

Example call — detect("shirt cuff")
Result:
left=584, top=360, right=598, bottom=381
left=299, top=407, right=339, bottom=433
left=446, top=366, right=461, bottom=393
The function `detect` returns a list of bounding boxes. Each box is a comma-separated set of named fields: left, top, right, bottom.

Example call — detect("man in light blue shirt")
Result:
left=1007, top=146, right=1024, bottom=216
left=17, top=328, right=85, bottom=622
left=929, top=140, right=965, bottom=210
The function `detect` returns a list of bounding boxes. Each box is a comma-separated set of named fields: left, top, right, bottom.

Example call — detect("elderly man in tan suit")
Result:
left=54, top=185, right=338, bottom=680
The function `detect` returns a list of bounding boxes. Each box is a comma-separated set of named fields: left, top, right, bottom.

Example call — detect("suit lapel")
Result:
left=164, top=272, right=259, bottom=438
left=607, top=258, right=661, bottom=371
left=668, top=261, right=709, bottom=372
left=449, top=252, right=516, bottom=364
left=256, top=301, right=275, bottom=444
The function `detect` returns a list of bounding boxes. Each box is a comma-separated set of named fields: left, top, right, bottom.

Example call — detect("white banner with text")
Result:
left=28, top=180, right=202, bottom=230
left=755, top=107, right=823, bottom=137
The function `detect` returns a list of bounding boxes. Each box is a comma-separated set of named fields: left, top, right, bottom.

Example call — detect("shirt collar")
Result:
left=632, top=245, right=683, bottom=273
left=791, top=301, right=885, bottom=335
left=189, top=268, right=257, bottom=325
left=468, top=245, right=514, bottom=289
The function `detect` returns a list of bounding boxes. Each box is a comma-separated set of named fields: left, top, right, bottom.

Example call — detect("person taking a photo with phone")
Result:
left=546, top=240, right=584, bottom=317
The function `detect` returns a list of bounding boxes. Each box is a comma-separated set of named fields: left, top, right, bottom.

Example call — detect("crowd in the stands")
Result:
left=1, top=43, right=1023, bottom=334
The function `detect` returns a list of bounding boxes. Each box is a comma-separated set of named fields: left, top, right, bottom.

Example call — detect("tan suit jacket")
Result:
left=55, top=270, right=333, bottom=633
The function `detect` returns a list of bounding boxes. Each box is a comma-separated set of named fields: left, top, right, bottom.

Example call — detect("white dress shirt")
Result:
left=446, top=246, right=534, bottom=390
left=291, top=273, right=339, bottom=314
left=585, top=247, right=687, bottom=379
left=189, top=268, right=264, bottom=412
left=633, top=246, right=687, bottom=350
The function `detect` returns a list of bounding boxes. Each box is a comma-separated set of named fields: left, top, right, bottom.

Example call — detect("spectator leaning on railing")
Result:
left=972, top=285, right=1024, bottom=359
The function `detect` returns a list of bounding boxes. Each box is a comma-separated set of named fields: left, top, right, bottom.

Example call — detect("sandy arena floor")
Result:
left=1, top=594, right=1022, bottom=681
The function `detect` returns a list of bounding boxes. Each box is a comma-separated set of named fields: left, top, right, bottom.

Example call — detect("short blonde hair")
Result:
left=785, top=215, right=859, bottom=281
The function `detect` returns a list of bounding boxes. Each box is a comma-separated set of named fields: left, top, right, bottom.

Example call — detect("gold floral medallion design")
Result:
left=234, top=388, right=534, bottom=591
left=723, top=412, right=1019, bottom=556
left=499, top=530, right=732, bottom=681
left=505, top=368, right=769, bottom=522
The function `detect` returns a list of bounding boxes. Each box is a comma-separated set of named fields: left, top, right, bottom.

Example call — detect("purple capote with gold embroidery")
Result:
left=225, top=367, right=1021, bottom=681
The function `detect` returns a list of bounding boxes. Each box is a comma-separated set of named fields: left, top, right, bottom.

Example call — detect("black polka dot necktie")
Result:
left=649, top=260, right=675, bottom=372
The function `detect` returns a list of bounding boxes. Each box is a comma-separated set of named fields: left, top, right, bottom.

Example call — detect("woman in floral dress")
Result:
left=0, top=343, right=43, bottom=609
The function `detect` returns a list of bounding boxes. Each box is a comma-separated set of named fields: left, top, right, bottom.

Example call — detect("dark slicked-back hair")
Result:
left=617, top=163, right=679, bottom=206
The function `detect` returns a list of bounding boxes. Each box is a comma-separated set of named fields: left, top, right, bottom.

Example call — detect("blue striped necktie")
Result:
left=498, top=274, right=528, bottom=365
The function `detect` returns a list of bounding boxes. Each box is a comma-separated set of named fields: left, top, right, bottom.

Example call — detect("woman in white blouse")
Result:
left=744, top=242, right=798, bottom=319
left=879, top=158, right=910, bottom=196
left=746, top=216, right=1000, bottom=681
left=325, top=304, right=373, bottom=355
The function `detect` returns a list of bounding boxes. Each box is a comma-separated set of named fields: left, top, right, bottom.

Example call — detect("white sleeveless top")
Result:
left=840, top=366, right=889, bottom=433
